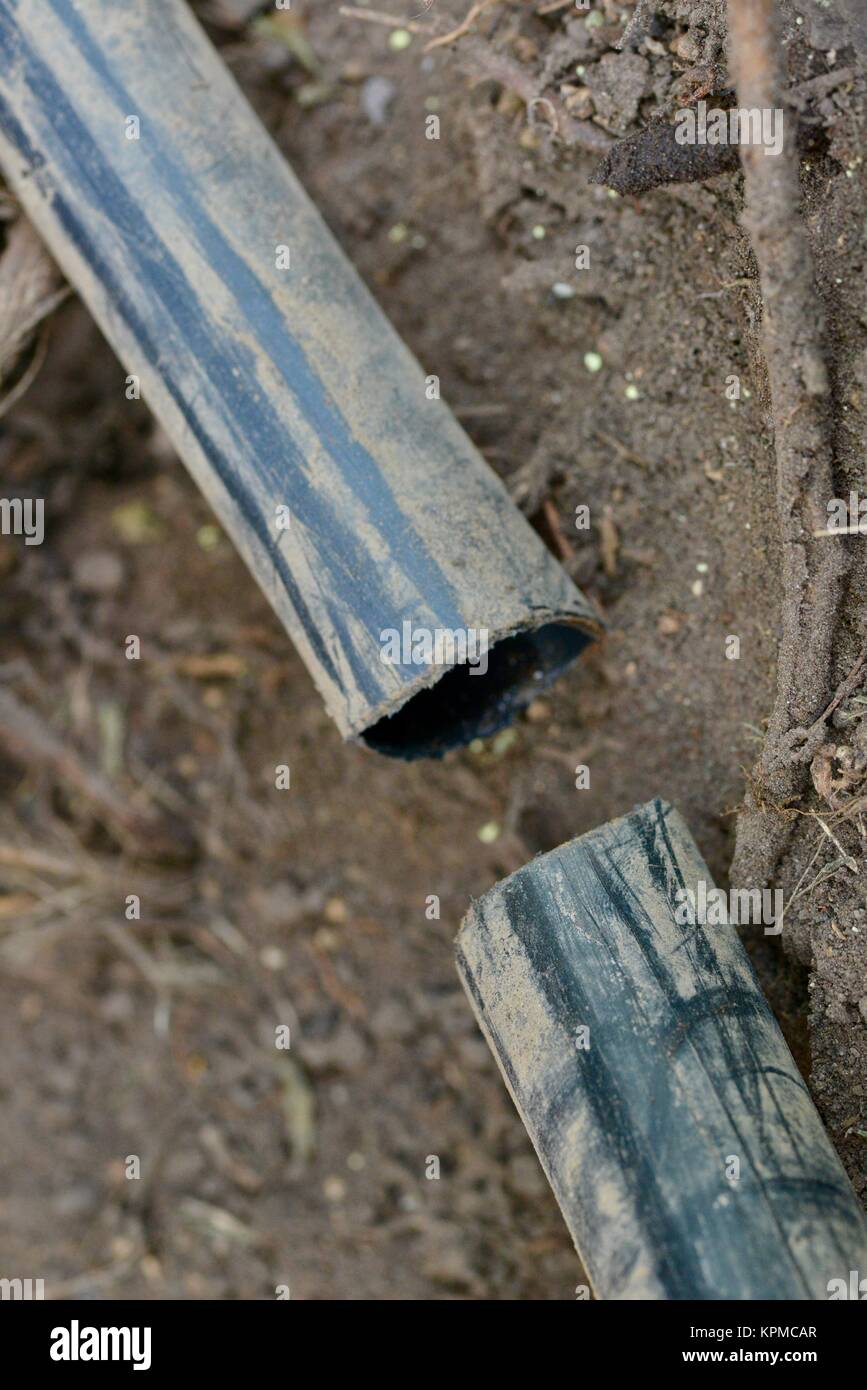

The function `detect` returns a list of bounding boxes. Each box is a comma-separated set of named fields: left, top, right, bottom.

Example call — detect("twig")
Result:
left=805, top=635, right=867, bottom=733
left=99, top=920, right=223, bottom=992
left=789, top=855, right=850, bottom=909
left=777, top=832, right=824, bottom=934
left=814, top=815, right=859, bottom=873
left=305, top=941, right=367, bottom=1021
left=0, top=328, right=50, bottom=419
left=337, top=5, right=433, bottom=35
left=0, top=843, right=85, bottom=878
left=425, top=0, right=501, bottom=53
left=538, top=495, right=574, bottom=562
left=789, top=67, right=855, bottom=109
left=0, top=686, right=187, bottom=858
left=595, top=429, right=653, bottom=470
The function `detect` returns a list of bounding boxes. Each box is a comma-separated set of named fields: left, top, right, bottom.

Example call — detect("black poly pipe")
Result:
left=457, top=799, right=867, bottom=1299
left=0, top=0, right=601, bottom=758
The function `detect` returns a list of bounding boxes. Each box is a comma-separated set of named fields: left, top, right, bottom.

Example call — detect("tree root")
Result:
left=726, top=0, right=851, bottom=893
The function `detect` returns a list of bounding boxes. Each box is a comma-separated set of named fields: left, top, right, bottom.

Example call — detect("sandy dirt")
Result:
left=0, top=0, right=864, bottom=1298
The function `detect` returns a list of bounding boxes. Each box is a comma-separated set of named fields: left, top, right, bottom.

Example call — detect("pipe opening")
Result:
left=362, top=622, right=592, bottom=759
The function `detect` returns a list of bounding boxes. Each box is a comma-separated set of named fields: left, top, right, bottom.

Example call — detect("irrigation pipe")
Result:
left=0, top=0, right=600, bottom=757
left=457, top=799, right=867, bottom=1299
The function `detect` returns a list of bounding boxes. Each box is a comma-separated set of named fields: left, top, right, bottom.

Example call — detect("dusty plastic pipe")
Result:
left=0, top=0, right=601, bottom=758
left=457, top=799, right=867, bottom=1300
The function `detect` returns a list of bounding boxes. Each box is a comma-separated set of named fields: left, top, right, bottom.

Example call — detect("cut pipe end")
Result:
left=455, top=798, right=867, bottom=1300
left=0, top=0, right=603, bottom=762
left=362, top=621, right=593, bottom=759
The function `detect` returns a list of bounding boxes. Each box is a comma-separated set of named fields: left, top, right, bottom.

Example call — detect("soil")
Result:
left=0, top=0, right=864, bottom=1298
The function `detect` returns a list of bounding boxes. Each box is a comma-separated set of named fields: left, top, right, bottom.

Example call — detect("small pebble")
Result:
left=360, top=75, right=396, bottom=126
left=312, top=926, right=339, bottom=952
left=584, top=351, right=603, bottom=373
left=196, top=524, right=221, bottom=551
left=112, top=500, right=164, bottom=544
left=657, top=611, right=684, bottom=636
left=525, top=699, right=550, bottom=723
left=140, top=1254, right=163, bottom=1284
left=323, top=1175, right=346, bottom=1203
left=72, top=550, right=125, bottom=595
left=492, top=728, right=517, bottom=757
left=260, top=945, right=287, bottom=972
